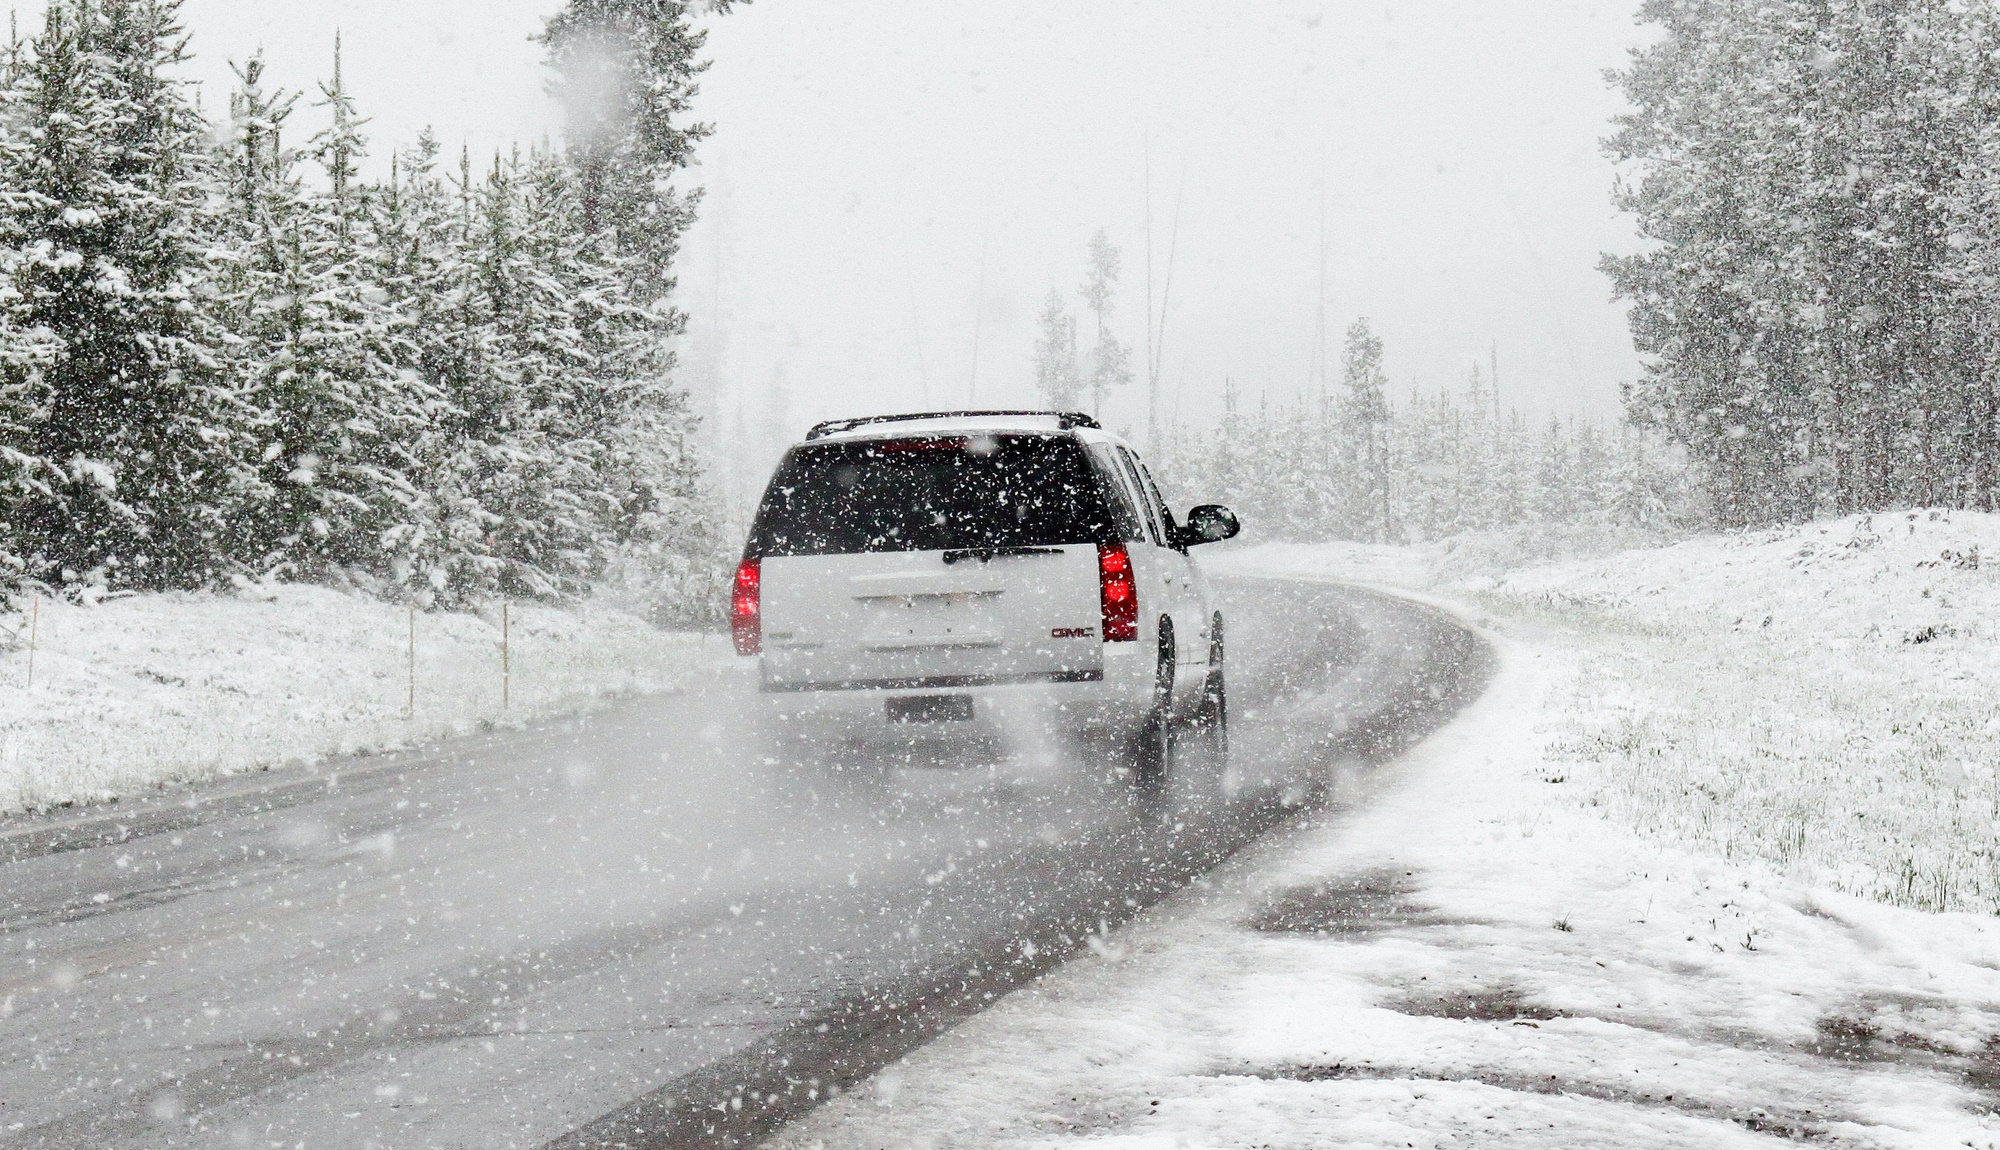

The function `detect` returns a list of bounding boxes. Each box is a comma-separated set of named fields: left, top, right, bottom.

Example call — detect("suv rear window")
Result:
left=748, top=435, right=1121, bottom=557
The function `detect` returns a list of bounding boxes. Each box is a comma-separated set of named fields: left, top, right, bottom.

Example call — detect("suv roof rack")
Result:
left=805, top=410, right=1101, bottom=441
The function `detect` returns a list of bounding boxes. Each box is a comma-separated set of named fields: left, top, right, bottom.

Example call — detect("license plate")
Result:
left=886, top=695, right=975, bottom=724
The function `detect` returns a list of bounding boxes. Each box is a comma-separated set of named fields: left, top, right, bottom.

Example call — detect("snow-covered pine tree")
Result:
left=1078, top=229, right=1131, bottom=417
left=1032, top=289, right=1080, bottom=410
left=1532, top=416, right=1575, bottom=523
left=482, top=143, right=709, bottom=606
left=1457, top=363, right=1497, bottom=532
left=1272, top=392, right=1317, bottom=536
left=1448, top=391, right=1481, bottom=533
left=1571, top=418, right=1612, bottom=522
left=1607, top=0, right=1988, bottom=522
left=209, top=51, right=396, bottom=579
left=1604, top=0, right=1770, bottom=524
left=1607, top=421, right=1691, bottom=528
left=1301, top=381, right=1342, bottom=538
left=1499, top=407, right=1534, bottom=526
left=1215, top=377, right=1243, bottom=513
left=0, top=17, right=61, bottom=594
left=0, top=0, right=246, bottom=591
left=1939, top=2, right=2000, bottom=511
left=1338, top=319, right=1392, bottom=542
left=293, top=38, right=435, bottom=582
left=538, top=0, right=729, bottom=619
left=210, top=52, right=295, bottom=559
left=1397, top=386, right=1444, bottom=541
left=461, top=149, right=592, bottom=598
left=539, top=0, right=716, bottom=309
left=0, top=259, right=59, bottom=596
left=581, top=163, right=723, bottom=624
left=1400, top=388, right=1448, bottom=540
left=368, top=131, right=493, bottom=603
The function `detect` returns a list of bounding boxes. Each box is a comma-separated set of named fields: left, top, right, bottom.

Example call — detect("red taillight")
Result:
left=731, top=558, right=761, bottom=656
left=1098, top=543, right=1137, bottom=642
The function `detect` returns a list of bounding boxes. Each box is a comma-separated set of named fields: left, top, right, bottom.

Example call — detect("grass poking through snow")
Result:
left=1483, top=510, right=2000, bottom=914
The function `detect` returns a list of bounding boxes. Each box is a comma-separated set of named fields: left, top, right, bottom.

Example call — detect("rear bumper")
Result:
left=758, top=643, right=1152, bottom=742
left=761, top=668, right=1103, bottom=693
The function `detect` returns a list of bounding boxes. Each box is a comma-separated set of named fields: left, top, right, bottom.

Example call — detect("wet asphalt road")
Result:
left=0, top=577, right=1491, bottom=1149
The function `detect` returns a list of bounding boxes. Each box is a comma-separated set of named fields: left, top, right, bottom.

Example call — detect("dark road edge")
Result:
left=549, top=583, right=1497, bottom=1150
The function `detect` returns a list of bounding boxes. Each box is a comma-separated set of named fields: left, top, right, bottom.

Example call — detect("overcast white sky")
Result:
left=23, top=0, right=1652, bottom=438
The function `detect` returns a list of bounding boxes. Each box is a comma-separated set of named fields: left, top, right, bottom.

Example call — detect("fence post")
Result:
left=25, top=597, right=37, bottom=689
left=501, top=600, right=510, bottom=711
left=406, top=602, right=415, bottom=720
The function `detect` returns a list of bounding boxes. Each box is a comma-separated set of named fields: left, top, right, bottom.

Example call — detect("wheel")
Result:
left=1129, top=618, right=1174, bottom=783
left=1198, top=613, right=1228, bottom=759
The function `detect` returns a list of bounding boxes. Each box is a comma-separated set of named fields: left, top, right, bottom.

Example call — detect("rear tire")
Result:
left=1198, top=613, right=1228, bottom=760
left=1130, top=619, right=1175, bottom=784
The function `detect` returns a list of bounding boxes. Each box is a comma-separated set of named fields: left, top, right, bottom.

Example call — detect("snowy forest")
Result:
left=1138, top=0, right=2000, bottom=543
left=1032, top=231, right=1695, bottom=546
left=0, top=0, right=729, bottom=620
left=1149, top=320, right=1696, bottom=545
left=1608, top=0, right=2000, bottom=525
left=14, top=0, right=2000, bottom=613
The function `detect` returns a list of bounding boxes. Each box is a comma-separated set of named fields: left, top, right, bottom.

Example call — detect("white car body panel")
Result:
left=760, top=546, right=1104, bottom=690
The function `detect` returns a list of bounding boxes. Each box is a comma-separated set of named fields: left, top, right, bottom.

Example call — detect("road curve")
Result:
left=0, top=578, right=1492, bottom=1149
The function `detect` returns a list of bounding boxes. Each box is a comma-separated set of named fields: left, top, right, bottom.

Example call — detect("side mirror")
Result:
left=1181, top=504, right=1240, bottom=546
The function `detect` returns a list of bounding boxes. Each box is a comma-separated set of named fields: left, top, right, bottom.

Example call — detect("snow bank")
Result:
left=1210, top=522, right=1685, bottom=595
left=0, top=585, right=709, bottom=813
left=772, top=627, right=2000, bottom=1148
left=1491, top=507, right=1996, bottom=642
left=1218, top=511, right=2000, bottom=915
left=1491, top=510, right=2000, bottom=915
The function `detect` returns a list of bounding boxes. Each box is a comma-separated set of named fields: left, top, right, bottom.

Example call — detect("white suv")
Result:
left=729, top=410, right=1240, bottom=775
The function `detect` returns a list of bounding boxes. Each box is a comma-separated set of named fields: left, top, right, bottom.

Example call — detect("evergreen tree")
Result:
left=483, top=144, right=705, bottom=601
left=1078, top=228, right=1131, bottom=416
left=0, top=20, right=59, bottom=590
left=539, top=0, right=722, bottom=307
left=1338, top=319, right=1392, bottom=541
left=289, top=39, right=435, bottom=582
left=0, top=4, right=735, bottom=615
left=1032, top=289, right=1080, bottom=409
left=1533, top=417, right=1573, bottom=523
left=1940, top=2, right=2000, bottom=511
left=1457, top=363, right=1496, bottom=532
left=0, top=260, right=59, bottom=593
left=369, top=132, right=489, bottom=602
left=537, top=0, right=727, bottom=616
left=212, top=53, right=330, bottom=571
left=0, top=0, right=246, bottom=590
left=1606, top=0, right=1992, bottom=523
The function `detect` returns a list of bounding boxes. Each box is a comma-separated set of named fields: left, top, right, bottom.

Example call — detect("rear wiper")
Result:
left=941, top=546, right=1064, bottom=565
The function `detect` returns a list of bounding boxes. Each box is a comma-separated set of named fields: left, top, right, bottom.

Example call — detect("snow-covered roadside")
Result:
left=1233, top=513, right=2000, bottom=916
left=0, top=585, right=714, bottom=813
left=769, top=545, right=2000, bottom=1148
left=1485, top=511, right=2000, bottom=916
